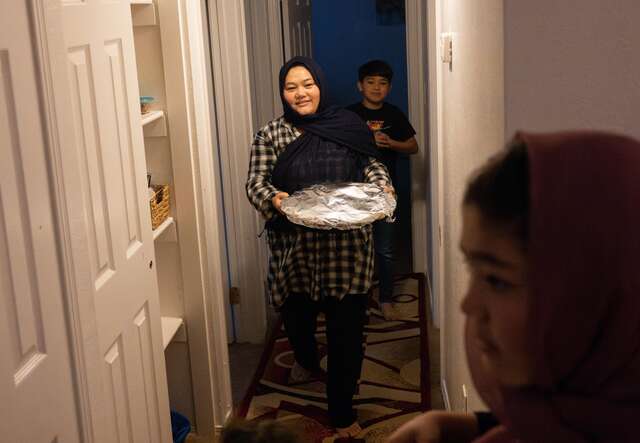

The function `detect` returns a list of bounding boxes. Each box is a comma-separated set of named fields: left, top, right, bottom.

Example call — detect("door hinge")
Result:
left=230, top=286, right=240, bottom=305
left=462, top=384, right=469, bottom=412
left=440, top=32, right=453, bottom=70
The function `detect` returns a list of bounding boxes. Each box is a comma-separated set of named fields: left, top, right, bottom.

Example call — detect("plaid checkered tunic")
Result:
left=246, top=117, right=392, bottom=307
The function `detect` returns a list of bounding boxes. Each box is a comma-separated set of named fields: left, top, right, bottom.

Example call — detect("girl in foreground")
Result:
left=388, top=131, right=640, bottom=442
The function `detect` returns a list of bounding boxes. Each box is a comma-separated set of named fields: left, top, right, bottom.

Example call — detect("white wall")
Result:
left=505, top=0, right=640, bottom=138
left=441, top=0, right=640, bottom=412
left=439, top=0, right=504, bottom=411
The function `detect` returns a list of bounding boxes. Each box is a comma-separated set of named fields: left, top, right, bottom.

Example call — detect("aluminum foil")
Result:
left=280, top=182, right=397, bottom=230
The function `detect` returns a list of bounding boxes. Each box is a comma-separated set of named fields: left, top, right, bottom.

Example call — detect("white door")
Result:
left=56, top=1, right=172, bottom=442
left=0, top=2, right=83, bottom=443
left=282, top=0, right=313, bottom=58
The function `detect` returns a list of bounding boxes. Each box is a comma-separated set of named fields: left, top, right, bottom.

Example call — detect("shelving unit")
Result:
left=131, top=4, right=182, bottom=347
left=130, top=0, right=196, bottom=428
left=125, top=1, right=226, bottom=436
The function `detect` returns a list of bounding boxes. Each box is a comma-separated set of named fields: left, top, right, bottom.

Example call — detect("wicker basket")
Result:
left=149, top=184, right=170, bottom=230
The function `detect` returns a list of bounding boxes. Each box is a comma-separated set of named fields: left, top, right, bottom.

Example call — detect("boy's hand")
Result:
left=374, top=131, right=392, bottom=149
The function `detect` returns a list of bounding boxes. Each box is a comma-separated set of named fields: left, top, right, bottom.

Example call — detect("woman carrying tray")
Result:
left=245, top=56, right=394, bottom=438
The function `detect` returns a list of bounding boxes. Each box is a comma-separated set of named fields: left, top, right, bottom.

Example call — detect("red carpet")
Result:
left=237, top=273, right=431, bottom=442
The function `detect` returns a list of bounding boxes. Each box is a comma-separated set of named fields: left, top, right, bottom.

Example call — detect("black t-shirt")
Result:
left=345, top=102, right=416, bottom=181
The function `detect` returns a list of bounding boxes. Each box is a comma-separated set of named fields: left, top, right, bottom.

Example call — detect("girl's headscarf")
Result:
left=467, top=131, right=640, bottom=443
left=271, top=57, right=380, bottom=197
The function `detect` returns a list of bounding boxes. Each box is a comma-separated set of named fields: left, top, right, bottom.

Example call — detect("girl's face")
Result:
left=460, top=205, right=534, bottom=386
left=282, top=66, right=320, bottom=116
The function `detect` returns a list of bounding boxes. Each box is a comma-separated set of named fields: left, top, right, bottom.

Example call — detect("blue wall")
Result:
left=312, top=0, right=408, bottom=112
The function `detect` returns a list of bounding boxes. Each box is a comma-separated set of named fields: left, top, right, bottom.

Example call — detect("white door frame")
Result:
left=407, top=0, right=444, bottom=329
left=207, top=0, right=268, bottom=344
left=425, top=0, right=446, bottom=398
left=406, top=0, right=444, bottom=329
left=405, top=0, right=429, bottom=285
left=409, top=0, right=447, bottom=406
left=160, top=0, right=234, bottom=428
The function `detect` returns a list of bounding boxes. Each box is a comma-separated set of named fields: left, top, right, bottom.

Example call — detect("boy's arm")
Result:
left=374, top=132, right=418, bottom=154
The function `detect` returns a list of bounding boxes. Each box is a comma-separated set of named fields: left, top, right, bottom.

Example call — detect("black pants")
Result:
left=281, top=293, right=368, bottom=428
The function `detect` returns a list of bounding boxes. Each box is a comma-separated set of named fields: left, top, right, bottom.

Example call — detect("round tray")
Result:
left=280, top=182, right=396, bottom=230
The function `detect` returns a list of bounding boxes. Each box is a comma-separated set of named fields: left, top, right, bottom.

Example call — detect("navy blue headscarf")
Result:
left=271, top=56, right=380, bottom=196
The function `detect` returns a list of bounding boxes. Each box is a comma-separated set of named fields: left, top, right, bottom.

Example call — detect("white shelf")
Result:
left=141, top=110, right=167, bottom=137
left=131, top=0, right=153, bottom=4
left=141, top=109, right=163, bottom=126
left=152, top=216, right=176, bottom=241
left=161, top=316, right=184, bottom=350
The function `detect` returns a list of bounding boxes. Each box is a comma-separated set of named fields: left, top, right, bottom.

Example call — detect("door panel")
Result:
left=67, top=46, right=116, bottom=280
left=0, top=2, right=82, bottom=442
left=104, top=338, right=135, bottom=443
left=60, top=1, right=171, bottom=442
left=105, top=40, right=144, bottom=252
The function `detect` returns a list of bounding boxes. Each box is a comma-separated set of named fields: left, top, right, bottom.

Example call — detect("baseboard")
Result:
left=441, top=377, right=451, bottom=411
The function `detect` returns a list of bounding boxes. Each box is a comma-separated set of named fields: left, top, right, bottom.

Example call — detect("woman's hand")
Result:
left=271, top=192, right=290, bottom=214
left=383, top=185, right=396, bottom=198
left=386, top=411, right=479, bottom=443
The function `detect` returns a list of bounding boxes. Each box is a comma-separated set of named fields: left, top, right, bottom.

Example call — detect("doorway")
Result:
left=219, top=0, right=435, bottom=409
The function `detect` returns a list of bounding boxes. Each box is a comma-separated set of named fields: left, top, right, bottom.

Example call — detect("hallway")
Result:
left=3, top=0, right=640, bottom=442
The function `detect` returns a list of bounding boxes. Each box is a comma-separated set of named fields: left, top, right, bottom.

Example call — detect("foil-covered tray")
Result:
left=280, top=182, right=396, bottom=230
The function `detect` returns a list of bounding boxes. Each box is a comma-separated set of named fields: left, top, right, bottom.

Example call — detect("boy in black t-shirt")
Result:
left=346, top=60, right=418, bottom=321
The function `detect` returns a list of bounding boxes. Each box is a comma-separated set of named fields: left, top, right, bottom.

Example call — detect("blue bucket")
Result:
left=170, top=410, right=191, bottom=443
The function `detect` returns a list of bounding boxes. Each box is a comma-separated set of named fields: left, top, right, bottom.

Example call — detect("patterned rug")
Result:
left=236, top=274, right=431, bottom=442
